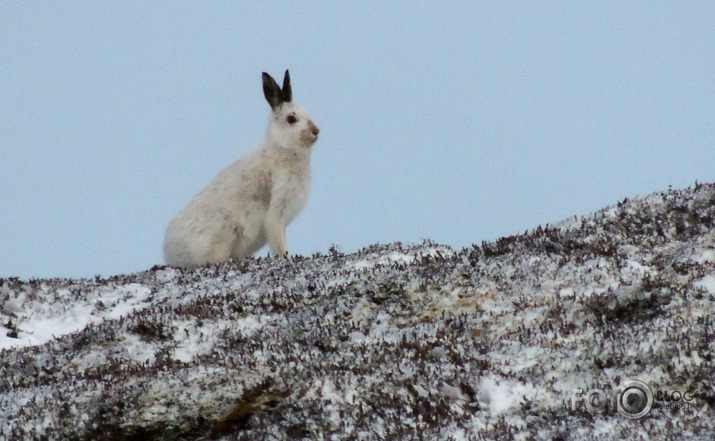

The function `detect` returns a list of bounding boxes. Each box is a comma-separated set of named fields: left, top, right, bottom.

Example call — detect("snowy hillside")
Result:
left=1, top=183, right=714, bottom=440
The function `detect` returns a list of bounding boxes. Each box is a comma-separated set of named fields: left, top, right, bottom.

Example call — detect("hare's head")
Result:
left=263, top=70, right=319, bottom=151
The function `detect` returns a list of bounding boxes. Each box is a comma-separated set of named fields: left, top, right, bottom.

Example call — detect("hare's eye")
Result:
left=286, top=115, right=297, bottom=124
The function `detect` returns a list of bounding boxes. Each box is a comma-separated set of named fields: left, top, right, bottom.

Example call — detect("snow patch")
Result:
left=694, top=275, right=715, bottom=294
left=477, top=375, right=539, bottom=416
left=1, top=283, right=151, bottom=350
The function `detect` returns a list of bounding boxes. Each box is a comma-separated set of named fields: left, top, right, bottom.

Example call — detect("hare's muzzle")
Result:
left=308, top=120, right=319, bottom=137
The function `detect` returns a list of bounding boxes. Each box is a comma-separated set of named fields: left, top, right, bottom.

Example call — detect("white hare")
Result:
left=163, top=70, right=320, bottom=267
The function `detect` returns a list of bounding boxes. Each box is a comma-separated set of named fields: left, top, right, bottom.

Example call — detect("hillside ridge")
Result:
left=1, top=182, right=714, bottom=440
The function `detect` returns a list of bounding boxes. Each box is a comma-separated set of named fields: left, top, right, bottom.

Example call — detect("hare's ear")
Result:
left=262, top=72, right=284, bottom=110
left=282, top=70, right=292, bottom=103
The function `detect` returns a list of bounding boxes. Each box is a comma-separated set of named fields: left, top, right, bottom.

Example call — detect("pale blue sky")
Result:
left=1, top=2, right=714, bottom=278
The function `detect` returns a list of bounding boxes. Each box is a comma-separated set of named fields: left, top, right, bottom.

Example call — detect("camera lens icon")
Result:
left=617, top=379, right=653, bottom=419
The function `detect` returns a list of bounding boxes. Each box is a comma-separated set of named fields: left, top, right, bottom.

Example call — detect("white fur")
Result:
left=163, top=72, right=319, bottom=267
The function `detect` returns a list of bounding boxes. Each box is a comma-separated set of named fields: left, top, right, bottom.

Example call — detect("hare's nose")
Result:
left=309, top=121, right=319, bottom=136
